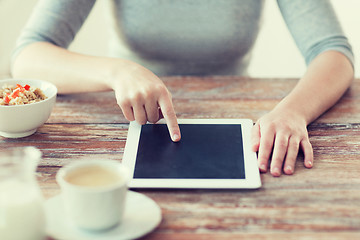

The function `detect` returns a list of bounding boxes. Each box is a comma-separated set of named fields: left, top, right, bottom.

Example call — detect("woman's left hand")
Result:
left=251, top=108, right=314, bottom=177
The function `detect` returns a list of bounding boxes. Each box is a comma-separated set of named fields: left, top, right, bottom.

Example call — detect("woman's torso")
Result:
left=106, top=0, right=264, bottom=75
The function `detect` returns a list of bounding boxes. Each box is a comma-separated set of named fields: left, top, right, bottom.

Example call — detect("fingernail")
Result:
left=272, top=167, right=281, bottom=176
left=172, top=134, right=180, bottom=142
left=260, top=164, right=267, bottom=172
left=285, top=165, right=293, bottom=174
left=307, top=161, right=313, bottom=168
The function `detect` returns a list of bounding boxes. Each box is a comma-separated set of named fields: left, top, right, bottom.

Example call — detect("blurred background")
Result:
left=1, top=0, right=359, bottom=79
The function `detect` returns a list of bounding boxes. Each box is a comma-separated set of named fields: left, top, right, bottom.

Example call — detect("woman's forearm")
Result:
left=252, top=50, right=353, bottom=176
left=11, top=42, right=130, bottom=94
left=12, top=41, right=182, bottom=140
left=274, top=50, right=354, bottom=125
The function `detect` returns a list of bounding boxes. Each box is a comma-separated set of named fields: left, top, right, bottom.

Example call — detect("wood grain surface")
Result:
left=1, top=77, right=359, bottom=240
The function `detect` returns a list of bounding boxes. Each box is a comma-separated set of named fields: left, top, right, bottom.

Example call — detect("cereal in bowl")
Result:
left=0, top=84, right=47, bottom=106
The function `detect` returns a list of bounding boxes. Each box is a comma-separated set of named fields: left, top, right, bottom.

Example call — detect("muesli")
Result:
left=0, top=84, right=47, bottom=106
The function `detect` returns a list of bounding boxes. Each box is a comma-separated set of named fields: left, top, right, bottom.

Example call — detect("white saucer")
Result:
left=45, top=191, right=162, bottom=240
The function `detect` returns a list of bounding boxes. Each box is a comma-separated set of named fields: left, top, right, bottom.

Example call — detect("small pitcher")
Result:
left=0, top=147, right=46, bottom=240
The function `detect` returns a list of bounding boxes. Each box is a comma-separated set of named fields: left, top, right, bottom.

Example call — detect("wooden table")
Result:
left=1, top=77, right=360, bottom=240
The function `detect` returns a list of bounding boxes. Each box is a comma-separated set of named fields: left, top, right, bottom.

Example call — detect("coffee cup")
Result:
left=56, top=159, right=129, bottom=231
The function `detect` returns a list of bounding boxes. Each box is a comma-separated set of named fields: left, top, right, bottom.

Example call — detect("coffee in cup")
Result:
left=64, top=165, right=124, bottom=187
left=56, top=159, right=129, bottom=231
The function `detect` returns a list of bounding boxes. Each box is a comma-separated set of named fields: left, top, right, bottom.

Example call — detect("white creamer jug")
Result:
left=0, top=147, right=46, bottom=240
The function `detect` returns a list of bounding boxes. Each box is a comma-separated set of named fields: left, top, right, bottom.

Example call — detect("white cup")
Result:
left=56, top=159, right=129, bottom=231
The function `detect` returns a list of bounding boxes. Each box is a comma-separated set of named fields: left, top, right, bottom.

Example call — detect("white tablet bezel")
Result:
left=122, top=119, right=261, bottom=189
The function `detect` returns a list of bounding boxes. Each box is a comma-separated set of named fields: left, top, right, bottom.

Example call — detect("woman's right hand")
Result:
left=109, top=60, right=181, bottom=142
left=12, top=42, right=181, bottom=141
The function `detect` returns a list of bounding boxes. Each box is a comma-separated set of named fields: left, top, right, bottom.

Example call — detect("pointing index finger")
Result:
left=158, top=95, right=181, bottom=142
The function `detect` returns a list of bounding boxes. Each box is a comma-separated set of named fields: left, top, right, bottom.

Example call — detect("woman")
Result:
left=11, top=0, right=354, bottom=176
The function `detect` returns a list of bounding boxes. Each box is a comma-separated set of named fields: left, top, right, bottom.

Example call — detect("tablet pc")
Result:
left=122, top=119, right=261, bottom=189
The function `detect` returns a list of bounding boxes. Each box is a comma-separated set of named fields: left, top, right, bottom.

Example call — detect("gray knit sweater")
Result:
left=13, top=0, right=353, bottom=76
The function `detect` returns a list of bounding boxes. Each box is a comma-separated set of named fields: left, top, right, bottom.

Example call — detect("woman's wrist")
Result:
left=102, top=58, right=143, bottom=91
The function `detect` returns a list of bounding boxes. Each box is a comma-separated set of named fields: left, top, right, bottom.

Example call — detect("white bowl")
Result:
left=0, top=79, right=57, bottom=138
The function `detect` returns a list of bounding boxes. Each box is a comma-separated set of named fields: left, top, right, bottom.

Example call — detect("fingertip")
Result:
left=252, top=143, right=260, bottom=152
left=136, top=118, right=147, bottom=125
left=271, top=167, right=281, bottom=177
left=301, top=139, right=313, bottom=169
left=284, top=165, right=294, bottom=175
left=172, top=133, right=181, bottom=142
left=126, top=116, right=135, bottom=122
left=305, top=160, right=313, bottom=168
left=259, top=163, right=267, bottom=173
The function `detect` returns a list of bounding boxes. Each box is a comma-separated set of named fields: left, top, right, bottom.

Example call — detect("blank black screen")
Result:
left=133, top=124, right=245, bottom=179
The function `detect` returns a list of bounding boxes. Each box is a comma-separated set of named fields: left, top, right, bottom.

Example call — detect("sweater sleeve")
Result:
left=277, top=0, right=354, bottom=67
left=12, top=0, right=96, bottom=62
